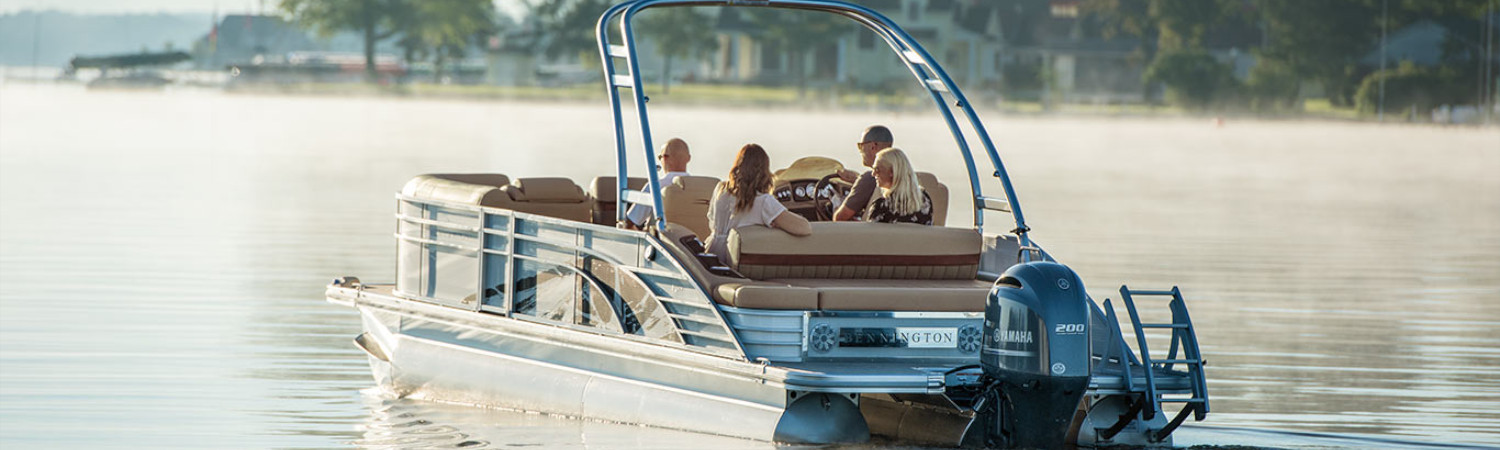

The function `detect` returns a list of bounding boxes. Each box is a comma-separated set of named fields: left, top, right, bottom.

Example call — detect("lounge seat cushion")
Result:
left=662, top=176, right=720, bottom=237
left=401, top=174, right=511, bottom=206
left=766, top=278, right=991, bottom=312
left=510, top=177, right=588, bottom=203
left=715, top=281, right=820, bottom=310
left=914, top=172, right=948, bottom=226
left=729, top=222, right=981, bottom=280
left=591, top=176, right=648, bottom=225
left=428, top=173, right=511, bottom=188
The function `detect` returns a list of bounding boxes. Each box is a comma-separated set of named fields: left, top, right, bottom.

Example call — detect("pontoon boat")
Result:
left=326, top=1, right=1210, bottom=447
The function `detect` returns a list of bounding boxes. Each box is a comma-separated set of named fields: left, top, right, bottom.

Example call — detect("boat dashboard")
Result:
left=772, top=156, right=854, bottom=221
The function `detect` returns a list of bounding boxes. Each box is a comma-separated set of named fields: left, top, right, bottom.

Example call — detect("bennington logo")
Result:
left=993, top=330, right=1034, bottom=344
left=838, top=327, right=959, bottom=348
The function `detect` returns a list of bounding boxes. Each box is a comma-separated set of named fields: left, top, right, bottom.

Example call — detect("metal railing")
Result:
left=393, top=194, right=745, bottom=358
left=595, top=0, right=1033, bottom=249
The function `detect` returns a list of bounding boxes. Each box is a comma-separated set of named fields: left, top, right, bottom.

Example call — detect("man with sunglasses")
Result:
left=832, top=125, right=893, bottom=222
left=627, top=137, right=692, bottom=227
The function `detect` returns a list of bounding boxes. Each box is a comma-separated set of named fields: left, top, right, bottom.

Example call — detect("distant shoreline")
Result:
left=5, top=77, right=1496, bottom=127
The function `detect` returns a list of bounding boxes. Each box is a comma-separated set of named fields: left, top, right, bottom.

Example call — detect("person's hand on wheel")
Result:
left=836, top=169, right=858, bottom=183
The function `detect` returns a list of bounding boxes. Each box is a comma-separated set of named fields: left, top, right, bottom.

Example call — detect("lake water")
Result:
left=1, top=83, right=1497, bottom=449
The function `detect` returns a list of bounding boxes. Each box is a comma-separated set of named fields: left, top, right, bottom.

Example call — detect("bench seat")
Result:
left=767, top=278, right=990, bottom=312
left=700, top=222, right=991, bottom=311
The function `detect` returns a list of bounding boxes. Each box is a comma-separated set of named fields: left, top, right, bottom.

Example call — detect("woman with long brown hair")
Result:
left=705, top=144, right=812, bottom=261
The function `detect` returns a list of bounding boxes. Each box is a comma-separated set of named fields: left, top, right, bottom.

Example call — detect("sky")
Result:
left=0, top=0, right=529, bottom=17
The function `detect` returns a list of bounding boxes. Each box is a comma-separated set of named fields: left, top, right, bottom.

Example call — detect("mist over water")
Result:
left=0, top=84, right=1496, bottom=448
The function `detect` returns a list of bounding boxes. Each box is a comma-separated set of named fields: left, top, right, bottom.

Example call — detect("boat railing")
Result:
left=392, top=193, right=746, bottom=359
left=596, top=0, right=1033, bottom=248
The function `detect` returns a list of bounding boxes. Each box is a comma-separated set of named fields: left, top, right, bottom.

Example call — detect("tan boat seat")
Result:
left=401, top=174, right=512, bottom=206
left=765, top=278, right=989, bottom=312
left=662, top=176, right=720, bottom=237
left=729, top=222, right=980, bottom=280
left=715, top=281, right=820, bottom=310
left=590, top=176, right=648, bottom=225
left=715, top=222, right=987, bottom=311
left=915, top=172, right=949, bottom=226
left=428, top=173, right=511, bottom=188
left=402, top=175, right=594, bottom=223
left=494, top=177, right=593, bottom=222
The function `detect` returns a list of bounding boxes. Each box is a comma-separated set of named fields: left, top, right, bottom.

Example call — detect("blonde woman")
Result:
left=705, top=144, right=813, bottom=261
left=864, top=148, right=933, bottom=225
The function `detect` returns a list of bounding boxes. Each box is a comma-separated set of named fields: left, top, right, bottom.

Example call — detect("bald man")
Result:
left=833, top=125, right=893, bottom=221
left=627, top=138, right=692, bottom=227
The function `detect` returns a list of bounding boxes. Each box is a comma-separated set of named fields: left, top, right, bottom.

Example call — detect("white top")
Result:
left=705, top=187, right=789, bottom=262
left=626, top=171, right=690, bottom=225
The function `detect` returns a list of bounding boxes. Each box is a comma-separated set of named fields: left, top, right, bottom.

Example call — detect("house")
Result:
left=703, top=0, right=1007, bottom=90
left=190, top=14, right=394, bottom=70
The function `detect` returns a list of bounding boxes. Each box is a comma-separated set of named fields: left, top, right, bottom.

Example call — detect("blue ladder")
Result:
left=1118, top=286, right=1210, bottom=441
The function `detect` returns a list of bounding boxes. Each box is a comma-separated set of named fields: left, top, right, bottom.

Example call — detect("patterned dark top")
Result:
left=867, top=190, right=933, bottom=225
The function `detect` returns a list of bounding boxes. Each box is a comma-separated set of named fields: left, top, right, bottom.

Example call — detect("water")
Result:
left=1, top=84, right=1497, bottom=449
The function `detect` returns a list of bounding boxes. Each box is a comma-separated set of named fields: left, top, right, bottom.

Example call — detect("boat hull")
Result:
left=346, top=296, right=870, bottom=444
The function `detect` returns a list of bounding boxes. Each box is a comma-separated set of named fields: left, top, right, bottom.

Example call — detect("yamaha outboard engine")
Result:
left=970, top=262, right=1093, bottom=448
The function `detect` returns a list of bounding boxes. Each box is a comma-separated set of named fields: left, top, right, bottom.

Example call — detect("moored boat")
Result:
left=326, top=1, right=1210, bottom=447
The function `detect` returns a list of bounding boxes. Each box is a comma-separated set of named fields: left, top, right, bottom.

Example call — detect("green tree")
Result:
left=532, top=0, right=614, bottom=65
left=1355, top=61, right=1476, bottom=116
left=745, top=9, right=850, bottom=97
left=407, top=0, right=498, bottom=82
left=1244, top=58, right=1302, bottom=111
left=637, top=7, right=718, bottom=94
left=1083, top=0, right=1237, bottom=56
left=1149, top=0, right=1234, bottom=51
left=1255, top=0, right=1381, bottom=106
left=1144, top=49, right=1239, bottom=109
left=279, top=0, right=411, bottom=83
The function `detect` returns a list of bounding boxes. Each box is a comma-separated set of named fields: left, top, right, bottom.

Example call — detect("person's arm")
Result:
left=833, top=173, right=876, bottom=222
left=836, top=169, right=859, bottom=183
left=833, top=205, right=858, bottom=221
left=771, top=210, right=812, bottom=236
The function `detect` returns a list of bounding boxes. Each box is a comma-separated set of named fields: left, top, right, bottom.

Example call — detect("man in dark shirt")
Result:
left=832, top=125, right=893, bottom=221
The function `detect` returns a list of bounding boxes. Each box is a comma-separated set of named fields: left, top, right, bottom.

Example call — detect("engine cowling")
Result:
left=976, top=261, right=1093, bottom=448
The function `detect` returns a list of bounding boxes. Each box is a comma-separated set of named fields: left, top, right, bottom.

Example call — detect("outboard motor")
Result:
left=970, top=262, right=1093, bottom=448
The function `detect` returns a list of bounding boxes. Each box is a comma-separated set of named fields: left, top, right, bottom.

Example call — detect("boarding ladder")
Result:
left=1100, top=286, right=1209, bottom=442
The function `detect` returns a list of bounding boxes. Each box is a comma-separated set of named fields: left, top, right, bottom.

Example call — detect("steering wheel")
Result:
left=812, top=173, right=849, bottom=221
left=771, top=156, right=851, bottom=221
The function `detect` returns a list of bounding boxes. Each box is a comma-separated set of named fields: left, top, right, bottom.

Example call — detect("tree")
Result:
left=1144, top=50, right=1239, bottom=109
left=745, top=9, right=850, bottom=97
left=1354, top=61, right=1472, bottom=115
left=532, top=0, right=614, bottom=65
left=407, top=0, right=498, bottom=82
left=637, top=7, right=718, bottom=93
left=1255, top=0, right=1382, bottom=106
left=279, top=0, right=411, bottom=83
left=1083, top=0, right=1241, bottom=101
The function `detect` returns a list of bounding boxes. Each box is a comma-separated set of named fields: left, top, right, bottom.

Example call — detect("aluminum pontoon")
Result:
left=326, top=1, right=1210, bottom=447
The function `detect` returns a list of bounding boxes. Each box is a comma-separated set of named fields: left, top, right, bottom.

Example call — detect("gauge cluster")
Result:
left=774, top=180, right=839, bottom=203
